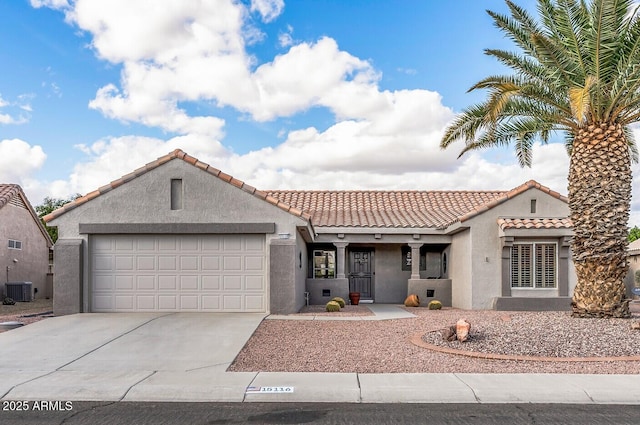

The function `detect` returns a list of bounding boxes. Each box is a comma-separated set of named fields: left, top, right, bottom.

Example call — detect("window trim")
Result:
left=312, top=249, right=336, bottom=279
left=510, top=241, right=557, bottom=289
left=8, top=239, right=22, bottom=250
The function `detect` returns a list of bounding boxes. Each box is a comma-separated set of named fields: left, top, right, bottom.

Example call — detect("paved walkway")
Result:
left=1, top=309, right=639, bottom=404
left=266, top=303, right=416, bottom=320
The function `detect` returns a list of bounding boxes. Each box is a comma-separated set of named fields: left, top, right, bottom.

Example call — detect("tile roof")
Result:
left=42, top=149, right=569, bottom=231
left=630, top=239, right=640, bottom=254
left=0, top=184, right=21, bottom=209
left=0, top=183, right=53, bottom=245
left=267, top=190, right=507, bottom=228
left=43, top=149, right=312, bottom=223
left=268, top=180, right=568, bottom=229
left=497, top=217, right=573, bottom=230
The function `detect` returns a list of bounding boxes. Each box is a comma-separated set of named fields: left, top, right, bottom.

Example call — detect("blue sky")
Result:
left=0, top=0, right=638, bottom=225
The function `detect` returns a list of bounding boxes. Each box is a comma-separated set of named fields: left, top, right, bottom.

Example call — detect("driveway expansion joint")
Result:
left=120, top=371, right=157, bottom=402
left=453, top=373, right=481, bottom=403
left=55, top=313, right=174, bottom=371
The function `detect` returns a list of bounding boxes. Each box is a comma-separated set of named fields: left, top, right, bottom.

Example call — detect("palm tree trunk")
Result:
left=569, top=122, right=632, bottom=318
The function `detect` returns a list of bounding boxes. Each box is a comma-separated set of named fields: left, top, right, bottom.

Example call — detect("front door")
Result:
left=349, top=250, right=373, bottom=299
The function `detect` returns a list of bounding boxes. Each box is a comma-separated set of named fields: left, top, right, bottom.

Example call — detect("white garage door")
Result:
left=91, top=234, right=266, bottom=312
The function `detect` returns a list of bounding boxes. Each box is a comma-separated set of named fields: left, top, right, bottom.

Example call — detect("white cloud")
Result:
left=29, top=0, right=638, bottom=225
left=30, top=0, right=70, bottom=9
left=0, top=94, right=31, bottom=125
left=57, top=134, right=230, bottom=196
left=250, top=0, right=284, bottom=23
left=0, top=139, right=46, bottom=183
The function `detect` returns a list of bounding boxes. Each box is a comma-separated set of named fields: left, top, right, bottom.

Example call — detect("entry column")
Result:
left=333, top=242, right=349, bottom=279
left=408, top=243, right=422, bottom=280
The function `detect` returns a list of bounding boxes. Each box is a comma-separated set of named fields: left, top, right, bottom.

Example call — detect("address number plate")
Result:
left=245, top=386, right=295, bottom=393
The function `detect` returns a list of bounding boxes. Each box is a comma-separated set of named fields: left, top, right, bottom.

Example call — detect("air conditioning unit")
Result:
left=5, top=282, right=33, bottom=302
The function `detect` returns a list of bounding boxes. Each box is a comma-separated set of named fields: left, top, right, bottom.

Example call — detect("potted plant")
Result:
left=349, top=292, right=360, bottom=305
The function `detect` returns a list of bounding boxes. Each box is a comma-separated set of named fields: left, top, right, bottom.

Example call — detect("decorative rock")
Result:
left=456, top=318, right=471, bottom=342
left=631, top=322, right=640, bottom=330
left=442, top=325, right=457, bottom=342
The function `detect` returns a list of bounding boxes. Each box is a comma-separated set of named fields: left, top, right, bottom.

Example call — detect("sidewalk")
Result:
left=1, top=307, right=639, bottom=404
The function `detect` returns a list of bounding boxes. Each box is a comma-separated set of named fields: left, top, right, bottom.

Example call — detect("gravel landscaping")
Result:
left=229, top=306, right=640, bottom=374
left=0, top=299, right=53, bottom=333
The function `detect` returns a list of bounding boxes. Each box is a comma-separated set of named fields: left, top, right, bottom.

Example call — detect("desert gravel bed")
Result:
left=229, top=307, right=640, bottom=374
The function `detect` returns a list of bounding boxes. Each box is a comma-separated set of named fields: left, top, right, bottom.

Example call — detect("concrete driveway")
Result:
left=0, top=313, right=265, bottom=402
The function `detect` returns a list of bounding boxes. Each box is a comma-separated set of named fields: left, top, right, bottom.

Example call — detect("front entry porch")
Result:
left=306, top=242, right=452, bottom=307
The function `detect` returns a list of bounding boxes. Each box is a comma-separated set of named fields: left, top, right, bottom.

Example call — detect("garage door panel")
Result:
left=115, top=296, right=134, bottom=310
left=158, top=256, right=177, bottom=271
left=137, top=256, right=156, bottom=270
left=115, top=275, right=134, bottom=290
left=115, top=238, right=134, bottom=251
left=246, top=276, right=265, bottom=291
left=180, top=295, right=199, bottom=310
left=222, top=295, right=242, bottom=310
left=158, top=295, right=177, bottom=310
left=223, top=276, right=242, bottom=290
left=245, top=256, right=264, bottom=271
left=180, top=276, right=198, bottom=290
left=136, top=295, right=155, bottom=310
left=180, top=256, right=199, bottom=271
left=115, top=256, right=134, bottom=271
left=202, top=275, right=220, bottom=290
left=223, top=256, right=242, bottom=271
left=202, top=257, right=220, bottom=270
left=94, top=275, right=114, bottom=291
left=136, top=276, right=156, bottom=290
left=92, top=235, right=266, bottom=312
left=94, top=256, right=113, bottom=271
left=245, top=295, right=265, bottom=311
left=93, top=295, right=113, bottom=310
left=202, top=295, right=221, bottom=310
left=159, top=275, right=177, bottom=290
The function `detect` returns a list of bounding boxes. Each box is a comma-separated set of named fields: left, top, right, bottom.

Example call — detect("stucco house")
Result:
left=1, top=184, right=53, bottom=300
left=627, top=239, right=640, bottom=298
left=44, top=149, right=576, bottom=315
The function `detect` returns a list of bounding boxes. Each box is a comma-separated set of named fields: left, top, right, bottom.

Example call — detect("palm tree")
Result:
left=441, top=0, right=640, bottom=318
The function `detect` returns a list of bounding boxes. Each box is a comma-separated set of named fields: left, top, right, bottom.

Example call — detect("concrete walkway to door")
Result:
left=266, top=303, right=416, bottom=320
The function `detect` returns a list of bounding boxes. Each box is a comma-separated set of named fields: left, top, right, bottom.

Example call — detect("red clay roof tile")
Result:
left=43, top=150, right=311, bottom=224
left=42, top=150, right=569, bottom=231
left=497, top=217, right=573, bottom=230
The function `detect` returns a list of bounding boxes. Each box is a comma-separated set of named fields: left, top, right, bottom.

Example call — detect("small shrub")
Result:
left=428, top=300, right=443, bottom=310
left=2, top=297, right=15, bottom=306
left=326, top=301, right=341, bottom=312
left=331, top=297, right=346, bottom=308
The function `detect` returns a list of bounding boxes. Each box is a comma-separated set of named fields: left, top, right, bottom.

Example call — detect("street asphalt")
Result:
left=1, top=305, right=639, bottom=404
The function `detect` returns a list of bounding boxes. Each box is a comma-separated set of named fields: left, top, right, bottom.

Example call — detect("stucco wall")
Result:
left=48, top=158, right=308, bottom=313
left=625, top=253, right=640, bottom=298
left=0, top=202, right=50, bottom=299
left=464, top=187, right=571, bottom=309
left=374, top=244, right=410, bottom=303
left=449, top=229, right=472, bottom=309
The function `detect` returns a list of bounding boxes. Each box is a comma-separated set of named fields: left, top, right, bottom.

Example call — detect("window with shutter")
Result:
left=511, top=242, right=556, bottom=288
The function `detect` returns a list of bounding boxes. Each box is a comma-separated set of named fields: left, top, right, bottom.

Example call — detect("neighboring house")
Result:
left=626, top=239, right=640, bottom=298
left=44, top=149, right=575, bottom=315
left=0, top=184, right=53, bottom=300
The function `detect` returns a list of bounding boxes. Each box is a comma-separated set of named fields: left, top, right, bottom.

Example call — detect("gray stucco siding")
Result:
left=50, top=158, right=309, bottom=314
left=0, top=203, right=51, bottom=299
left=462, top=187, right=571, bottom=309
